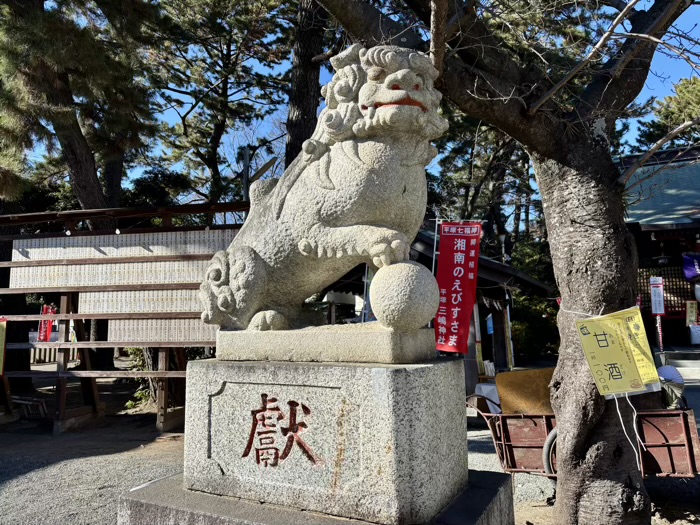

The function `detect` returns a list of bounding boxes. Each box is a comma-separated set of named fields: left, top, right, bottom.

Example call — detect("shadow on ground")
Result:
left=0, top=375, right=172, bottom=487
left=0, top=412, right=167, bottom=486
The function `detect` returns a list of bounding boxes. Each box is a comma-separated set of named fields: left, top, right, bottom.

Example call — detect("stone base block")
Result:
left=117, top=471, right=514, bottom=525
left=184, top=358, right=468, bottom=525
left=216, top=324, right=437, bottom=364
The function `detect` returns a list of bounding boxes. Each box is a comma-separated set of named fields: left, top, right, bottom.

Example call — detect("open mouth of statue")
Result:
left=373, top=97, right=427, bottom=113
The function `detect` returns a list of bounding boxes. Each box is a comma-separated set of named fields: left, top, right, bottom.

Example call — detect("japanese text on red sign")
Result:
left=434, top=223, right=482, bottom=354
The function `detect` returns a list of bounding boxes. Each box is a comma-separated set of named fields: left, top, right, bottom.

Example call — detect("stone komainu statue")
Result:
left=200, top=45, right=448, bottom=331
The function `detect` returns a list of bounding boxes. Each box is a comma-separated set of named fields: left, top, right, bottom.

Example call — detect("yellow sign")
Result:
left=576, top=316, right=645, bottom=396
left=0, top=319, right=6, bottom=376
left=687, top=301, right=698, bottom=327
left=605, top=307, right=659, bottom=386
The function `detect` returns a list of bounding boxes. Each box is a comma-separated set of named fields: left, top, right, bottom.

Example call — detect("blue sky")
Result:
left=27, top=5, right=699, bottom=198
left=627, top=5, right=699, bottom=142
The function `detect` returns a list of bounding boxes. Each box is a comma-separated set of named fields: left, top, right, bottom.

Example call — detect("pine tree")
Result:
left=0, top=1, right=159, bottom=218
left=151, top=0, right=291, bottom=205
left=636, top=77, right=700, bottom=150
left=284, top=0, right=329, bottom=167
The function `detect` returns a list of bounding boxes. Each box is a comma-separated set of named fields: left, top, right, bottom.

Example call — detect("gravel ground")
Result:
left=0, top=414, right=183, bottom=525
left=0, top=386, right=698, bottom=525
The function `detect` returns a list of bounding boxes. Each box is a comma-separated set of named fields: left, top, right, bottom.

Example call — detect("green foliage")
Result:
left=509, top=239, right=560, bottom=359
left=122, top=168, right=193, bottom=208
left=124, top=346, right=208, bottom=409
left=124, top=347, right=154, bottom=409
left=636, top=77, right=700, bottom=150
left=433, top=103, right=539, bottom=260
left=151, top=0, right=293, bottom=203
left=0, top=1, right=160, bottom=207
left=657, top=77, right=700, bottom=127
left=511, top=292, right=560, bottom=359
left=510, top=238, right=557, bottom=287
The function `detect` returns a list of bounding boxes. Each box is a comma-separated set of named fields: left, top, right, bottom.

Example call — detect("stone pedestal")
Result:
left=216, top=325, right=438, bottom=364
left=184, top=358, right=469, bottom=525
left=118, top=470, right=513, bottom=525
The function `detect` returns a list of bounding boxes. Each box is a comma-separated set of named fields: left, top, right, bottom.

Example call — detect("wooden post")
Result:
left=156, top=348, right=169, bottom=432
left=1, top=374, right=13, bottom=415
left=70, top=293, right=100, bottom=411
left=53, top=294, right=70, bottom=433
left=172, top=348, right=187, bottom=407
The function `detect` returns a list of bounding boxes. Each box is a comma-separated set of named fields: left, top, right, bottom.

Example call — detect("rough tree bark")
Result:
left=285, top=0, right=327, bottom=168
left=314, top=0, right=691, bottom=522
left=532, top=148, right=647, bottom=524
left=103, top=149, right=126, bottom=208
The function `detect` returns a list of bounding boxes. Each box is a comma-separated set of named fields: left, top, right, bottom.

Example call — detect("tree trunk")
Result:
left=88, top=319, right=114, bottom=370
left=524, top=193, right=531, bottom=240
left=103, top=150, right=125, bottom=208
left=47, top=74, right=115, bottom=231
left=512, top=195, right=521, bottom=243
left=531, top=149, right=650, bottom=525
left=142, top=348, right=158, bottom=403
left=285, top=0, right=326, bottom=168
left=51, top=108, right=107, bottom=211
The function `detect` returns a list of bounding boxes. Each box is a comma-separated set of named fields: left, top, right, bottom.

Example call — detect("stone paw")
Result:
left=368, top=237, right=410, bottom=268
left=248, top=310, right=290, bottom=331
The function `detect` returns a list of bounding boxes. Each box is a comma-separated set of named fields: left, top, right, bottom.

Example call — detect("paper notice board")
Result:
left=576, top=307, right=659, bottom=398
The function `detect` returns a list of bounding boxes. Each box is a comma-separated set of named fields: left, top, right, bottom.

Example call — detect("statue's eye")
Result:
left=368, top=67, right=385, bottom=82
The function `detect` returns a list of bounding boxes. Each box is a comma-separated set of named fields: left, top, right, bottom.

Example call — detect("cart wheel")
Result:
left=543, top=427, right=558, bottom=478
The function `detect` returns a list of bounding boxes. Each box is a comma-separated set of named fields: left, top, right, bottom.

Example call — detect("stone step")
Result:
left=667, top=365, right=700, bottom=382
left=667, top=359, right=700, bottom=368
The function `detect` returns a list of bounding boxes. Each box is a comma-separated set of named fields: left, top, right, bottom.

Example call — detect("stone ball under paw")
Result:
left=369, top=261, right=439, bottom=331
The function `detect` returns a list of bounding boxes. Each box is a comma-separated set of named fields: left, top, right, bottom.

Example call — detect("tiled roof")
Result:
left=625, top=156, right=700, bottom=227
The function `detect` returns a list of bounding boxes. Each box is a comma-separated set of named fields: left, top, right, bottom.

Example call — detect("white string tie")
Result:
left=625, top=392, right=647, bottom=452
left=614, top=395, right=641, bottom=471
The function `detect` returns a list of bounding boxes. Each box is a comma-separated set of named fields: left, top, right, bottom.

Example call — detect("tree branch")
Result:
left=316, top=0, right=424, bottom=48
left=316, top=0, right=563, bottom=158
left=430, top=0, right=447, bottom=77
left=618, top=116, right=700, bottom=184
left=577, top=0, right=690, bottom=118
left=528, top=0, right=642, bottom=116
left=600, top=0, right=633, bottom=12
left=404, top=0, right=540, bottom=85
left=610, top=31, right=700, bottom=72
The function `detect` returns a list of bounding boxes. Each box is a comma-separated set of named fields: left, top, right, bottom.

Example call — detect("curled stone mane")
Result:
left=315, top=44, right=367, bottom=145
left=360, top=46, right=438, bottom=82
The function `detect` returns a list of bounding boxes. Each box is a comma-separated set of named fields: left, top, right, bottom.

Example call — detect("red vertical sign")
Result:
left=38, top=305, right=56, bottom=342
left=435, top=222, right=482, bottom=354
